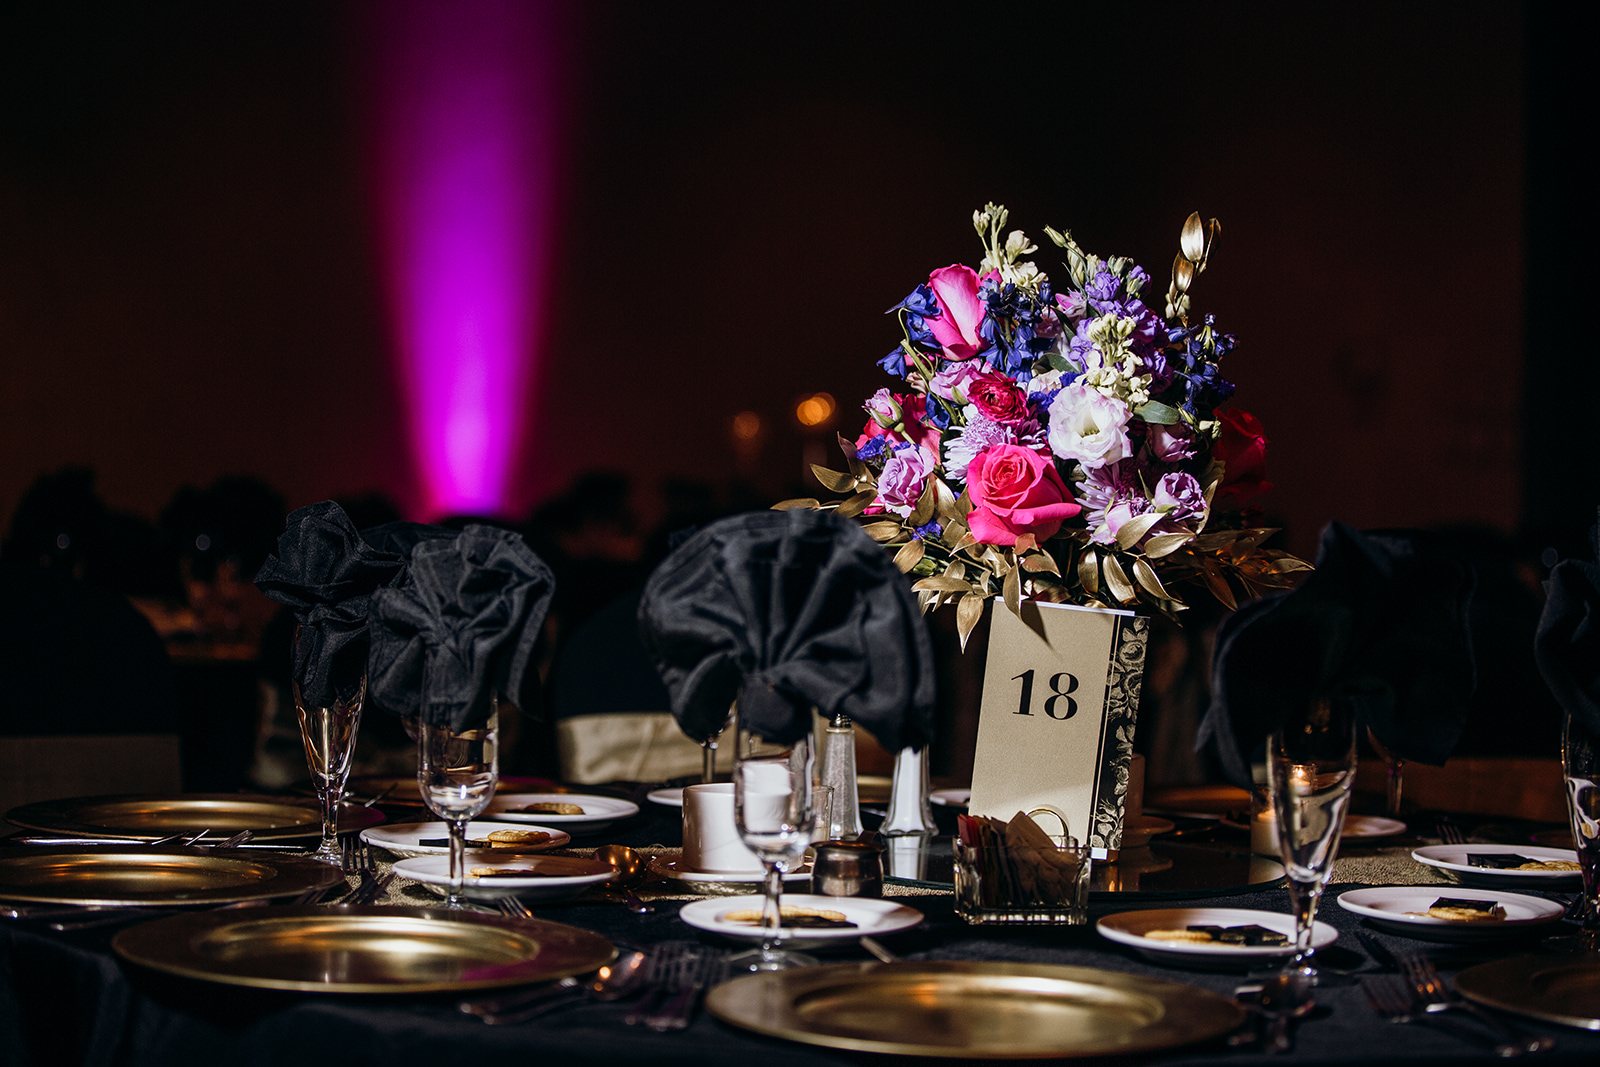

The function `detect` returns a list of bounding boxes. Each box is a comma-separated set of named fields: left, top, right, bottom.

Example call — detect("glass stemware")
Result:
left=291, top=629, right=365, bottom=866
left=702, top=705, right=736, bottom=784
left=1268, top=697, right=1357, bottom=983
left=417, top=702, right=500, bottom=909
left=1561, top=712, right=1600, bottom=953
left=732, top=709, right=817, bottom=971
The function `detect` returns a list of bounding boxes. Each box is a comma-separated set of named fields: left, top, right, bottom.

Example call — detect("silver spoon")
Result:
left=1258, top=971, right=1315, bottom=1054
left=594, top=844, right=655, bottom=914
left=460, top=949, right=652, bottom=1023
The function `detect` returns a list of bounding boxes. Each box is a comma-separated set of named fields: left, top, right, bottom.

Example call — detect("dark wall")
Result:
left=1, top=3, right=1535, bottom=560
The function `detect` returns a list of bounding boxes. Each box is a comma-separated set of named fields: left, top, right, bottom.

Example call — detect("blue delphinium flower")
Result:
left=913, top=520, right=943, bottom=541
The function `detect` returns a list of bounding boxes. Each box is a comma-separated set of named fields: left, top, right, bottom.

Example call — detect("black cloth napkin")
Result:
left=636, top=509, right=937, bottom=751
left=1199, top=521, right=1477, bottom=788
left=366, top=525, right=555, bottom=731
left=254, top=501, right=411, bottom=706
left=1534, top=510, right=1600, bottom=736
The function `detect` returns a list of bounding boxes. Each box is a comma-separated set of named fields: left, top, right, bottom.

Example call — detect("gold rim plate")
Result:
left=1456, top=951, right=1600, bottom=1031
left=6, top=794, right=384, bottom=840
left=112, top=904, right=616, bottom=994
left=328, top=776, right=606, bottom=807
left=706, top=960, right=1245, bottom=1058
left=0, top=847, right=344, bottom=907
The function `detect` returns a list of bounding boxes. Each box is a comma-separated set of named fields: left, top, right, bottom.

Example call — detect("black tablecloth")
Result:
left=3, top=793, right=1598, bottom=1067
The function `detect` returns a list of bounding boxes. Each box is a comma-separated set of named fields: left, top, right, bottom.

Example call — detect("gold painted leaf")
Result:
left=913, top=575, right=971, bottom=594
left=1078, top=549, right=1100, bottom=595
left=892, top=539, right=925, bottom=574
left=1002, top=564, right=1021, bottom=618
left=810, top=465, right=856, bottom=493
left=1020, top=550, right=1062, bottom=576
left=1114, top=512, right=1164, bottom=550
left=956, top=592, right=987, bottom=650
left=1180, top=211, right=1205, bottom=263
left=1102, top=553, right=1137, bottom=604
left=1200, top=560, right=1237, bottom=611
left=834, top=489, right=878, bottom=519
left=860, top=520, right=904, bottom=542
left=1171, top=253, right=1193, bottom=294
left=1143, top=532, right=1194, bottom=559
left=772, top=498, right=821, bottom=511
left=1132, top=557, right=1172, bottom=601
left=944, top=559, right=967, bottom=582
left=910, top=478, right=936, bottom=527
left=1014, top=532, right=1037, bottom=556
left=934, top=478, right=960, bottom=523
left=1270, top=558, right=1315, bottom=574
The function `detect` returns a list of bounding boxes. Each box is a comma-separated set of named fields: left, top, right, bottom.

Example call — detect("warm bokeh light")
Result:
left=362, top=0, right=567, bottom=516
left=731, top=411, right=763, bottom=441
left=794, top=392, right=837, bottom=428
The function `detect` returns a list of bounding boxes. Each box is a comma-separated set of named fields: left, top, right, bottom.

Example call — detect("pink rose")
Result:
left=965, top=444, right=1081, bottom=546
left=855, top=394, right=941, bottom=458
left=926, top=264, right=988, bottom=361
left=967, top=371, right=1030, bottom=425
left=930, top=360, right=985, bottom=404
left=875, top=446, right=935, bottom=517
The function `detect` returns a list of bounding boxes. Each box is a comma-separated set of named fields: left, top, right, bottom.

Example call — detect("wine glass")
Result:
left=731, top=709, right=817, bottom=971
left=417, top=702, right=500, bottom=909
left=1268, top=697, right=1357, bottom=984
left=1561, top=712, right=1599, bottom=953
left=291, top=628, right=365, bottom=865
left=702, top=705, right=736, bottom=784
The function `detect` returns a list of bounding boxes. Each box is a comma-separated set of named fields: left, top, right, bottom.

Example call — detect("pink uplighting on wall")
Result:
left=362, top=1, right=567, bottom=516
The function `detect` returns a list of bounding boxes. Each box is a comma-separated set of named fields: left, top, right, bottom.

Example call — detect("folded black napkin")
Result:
left=636, top=509, right=937, bottom=751
left=366, top=525, right=555, bottom=731
left=1199, top=522, right=1476, bottom=788
left=1534, top=510, right=1600, bottom=736
left=254, top=501, right=410, bottom=706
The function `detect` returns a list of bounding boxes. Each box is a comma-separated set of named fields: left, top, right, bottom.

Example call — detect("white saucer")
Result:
left=1096, top=907, right=1335, bottom=968
left=1337, top=886, right=1565, bottom=942
left=929, top=788, right=970, bottom=808
left=678, top=893, right=923, bottom=945
left=361, top=820, right=571, bottom=858
left=650, top=856, right=810, bottom=895
left=1343, top=815, right=1406, bottom=839
left=1411, top=844, right=1583, bottom=889
left=646, top=787, right=684, bottom=808
left=483, top=793, right=640, bottom=832
left=393, top=854, right=616, bottom=902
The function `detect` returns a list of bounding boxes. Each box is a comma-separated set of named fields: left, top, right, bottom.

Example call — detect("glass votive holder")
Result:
left=953, top=835, right=1092, bottom=925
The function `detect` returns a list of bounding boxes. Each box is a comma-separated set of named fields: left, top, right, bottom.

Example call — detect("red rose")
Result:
left=967, top=372, right=1030, bottom=425
left=1211, top=408, right=1272, bottom=506
left=966, top=444, right=1081, bottom=546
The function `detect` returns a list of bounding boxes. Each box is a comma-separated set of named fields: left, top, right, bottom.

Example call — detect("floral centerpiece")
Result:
left=780, top=204, right=1309, bottom=646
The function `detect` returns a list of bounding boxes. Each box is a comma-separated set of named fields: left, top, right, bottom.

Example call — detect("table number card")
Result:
left=967, top=601, right=1149, bottom=855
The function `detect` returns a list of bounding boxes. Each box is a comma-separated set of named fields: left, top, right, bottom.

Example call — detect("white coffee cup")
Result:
left=681, top=783, right=763, bottom=873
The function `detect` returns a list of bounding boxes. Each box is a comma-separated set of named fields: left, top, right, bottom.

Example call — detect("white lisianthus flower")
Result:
left=1047, top=382, right=1133, bottom=469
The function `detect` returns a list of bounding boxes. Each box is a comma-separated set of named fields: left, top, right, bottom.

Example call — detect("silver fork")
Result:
left=1435, top=818, right=1468, bottom=845
left=1364, top=975, right=1422, bottom=1025
left=1400, top=953, right=1555, bottom=1055
left=644, top=948, right=729, bottom=1031
left=499, top=897, right=534, bottom=920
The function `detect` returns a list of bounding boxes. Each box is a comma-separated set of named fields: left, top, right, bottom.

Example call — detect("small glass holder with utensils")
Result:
left=953, top=810, right=1091, bottom=925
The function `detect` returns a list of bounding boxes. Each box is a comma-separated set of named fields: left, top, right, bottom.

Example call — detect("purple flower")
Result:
left=913, top=520, right=943, bottom=541
left=1153, top=472, right=1206, bottom=523
left=1146, top=421, right=1199, bottom=462
left=1078, top=461, right=1148, bottom=546
left=930, top=360, right=985, bottom=405
left=876, top=445, right=935, bottom=518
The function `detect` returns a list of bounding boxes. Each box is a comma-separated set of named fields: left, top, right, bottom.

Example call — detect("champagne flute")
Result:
left=1561, top=712, right=1599, bottom=952
left=418, top=702, right=500, bottom=910
left=731, top=708, right=817, bottom=971
left=291, top=627, right=365, bottom=865
left=702, top=705, right=736, bottom=784
left=1268, top=697, right=1357, bottom=984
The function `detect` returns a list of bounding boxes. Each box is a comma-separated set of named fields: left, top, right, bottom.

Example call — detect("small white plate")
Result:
left=483, top=793, right=640, bottom=831
left=929, top=788, right=970, bottom=808
left=1411, top=844, right=1583, bottom=889
left=361, top=820, right=571, bottom=858
left=394, top=854, right=616, bottom=903
left=646, top=787, right=684, bottom=808
left=1096, top=907, right=1335, bottom=968
left=1337, top=886, right=1565, bottom=942
left=678, top=893, right=923, bottom=945
left=650, top=856, right=810, bottom=895
left=1343, top=815, right=1406, bottom=839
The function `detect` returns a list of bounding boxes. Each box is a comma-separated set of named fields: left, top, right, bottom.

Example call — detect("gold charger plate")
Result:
left=1456, top=950, right=1600, bottom=1031
left=5, top=794, right=384, bottom=841
left=706, top=960, right=1245, bottom=1058
left=0, top=847, right=344, bottom=907
left=112, top=904, right=616, bottom=994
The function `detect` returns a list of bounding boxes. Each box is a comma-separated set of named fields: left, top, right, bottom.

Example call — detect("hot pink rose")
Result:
left=855, top=394, right=941, bottom=457
left=926, top=264, right=988, bottom=361
left=965, top=444, right=1081, bottom=546
left=967, top=372, right=1030, bottom=425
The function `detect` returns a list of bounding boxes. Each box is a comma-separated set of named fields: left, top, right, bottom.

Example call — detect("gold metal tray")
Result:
left=1456, top=950, right=1600, bottom=1031
left=706, top=960, right=1245, bottom=1058
left=0, top=847, right=344, bottom=907
left=5, top=794, right=384, bottom=840
left=112, top=905, right=616, bottom=994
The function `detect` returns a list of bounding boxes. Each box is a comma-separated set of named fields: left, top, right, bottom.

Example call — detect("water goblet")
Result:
left=731, top=710, right=817, bottom=971
left=1562, top=712, right=1600, bottom=952
left=1268, top=697, right=1357, bottom=983
left=418, top=703, right=500, bottom=910
left=291, top=630, right=365, bottom=866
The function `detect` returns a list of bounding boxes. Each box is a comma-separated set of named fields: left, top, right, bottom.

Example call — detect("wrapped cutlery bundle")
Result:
left=953, top=812, right=1092, bottom=925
